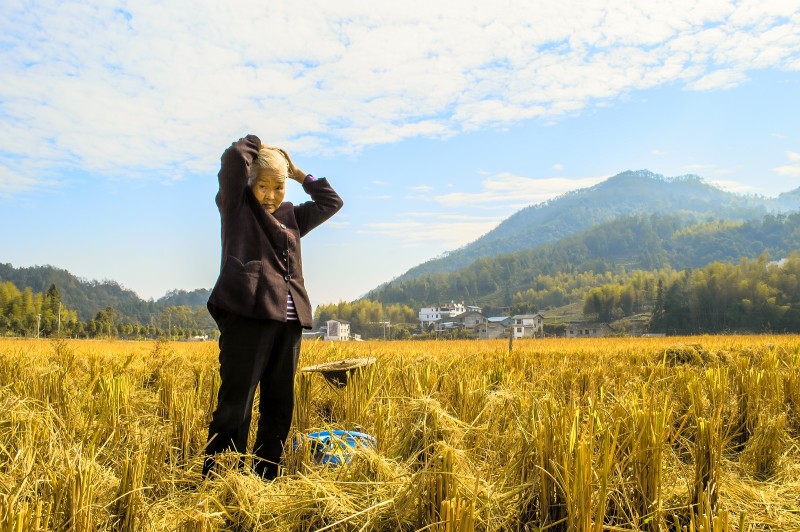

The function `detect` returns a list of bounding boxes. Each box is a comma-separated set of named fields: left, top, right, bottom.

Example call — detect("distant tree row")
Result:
left=0, top=282, right=79, bottom=337
left=512, top=268, right=665, bottom=316
left=313, top=300, right=418, bottom=339
left=0, top=281, right=219, bottom=339
left=0, top=263, right=211, bottom=324
left=577, top=253, right=800, bottom=333
left=649, top=253, right=800, bottom=334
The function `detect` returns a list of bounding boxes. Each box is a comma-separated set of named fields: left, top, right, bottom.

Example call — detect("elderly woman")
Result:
left=204, top=134, right=343, bottom=479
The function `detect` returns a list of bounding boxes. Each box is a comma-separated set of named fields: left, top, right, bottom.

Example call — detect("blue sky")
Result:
left=2, top=1, right=800, bottom=306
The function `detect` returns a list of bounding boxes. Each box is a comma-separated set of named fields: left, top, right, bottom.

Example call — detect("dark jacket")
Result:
left=207, top=135, right=343, bottom=328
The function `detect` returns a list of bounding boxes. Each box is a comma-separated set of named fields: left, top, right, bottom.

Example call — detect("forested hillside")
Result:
left=158, top=288, right=212, bottom=308
left=393, top=170, right=800, bottom=283
left=0, top=278, right=217, bottom=339
left=368, top=211, right=800, bottom=312
left=0, top=263, right=211, bottom=322
left=0, top=263, right=156, bottom=322
left=580, top=254, right=800, bottom=334
left=0, top=264, right=216, bottom=338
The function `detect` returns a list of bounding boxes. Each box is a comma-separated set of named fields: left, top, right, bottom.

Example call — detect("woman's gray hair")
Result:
left=248, top=146, right=290, bottom=187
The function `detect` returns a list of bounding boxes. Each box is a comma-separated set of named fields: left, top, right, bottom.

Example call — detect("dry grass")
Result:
left=1, top=335, right=800, bottom=531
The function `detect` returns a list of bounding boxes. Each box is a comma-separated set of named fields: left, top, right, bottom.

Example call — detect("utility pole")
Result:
left=36, top=313, right=41, bottom=339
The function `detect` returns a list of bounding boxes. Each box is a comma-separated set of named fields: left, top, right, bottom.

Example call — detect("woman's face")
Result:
left=251, top=173, right=286, bottom=213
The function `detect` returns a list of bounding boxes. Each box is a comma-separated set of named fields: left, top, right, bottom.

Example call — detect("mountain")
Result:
left=367, top=211, right=800, bottom=310
left=0, top=263, right=209, bottom=322
left=776, top=187, right=800, bottom=210
left=392, top=170, right=799, bottom=283
left=158, top=288, right=212, bottom=308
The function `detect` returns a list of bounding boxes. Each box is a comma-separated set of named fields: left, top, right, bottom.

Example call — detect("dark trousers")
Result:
left=203, top=311, right=302, bottom=479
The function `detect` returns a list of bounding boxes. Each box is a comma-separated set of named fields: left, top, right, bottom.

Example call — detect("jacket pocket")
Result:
left=215, top=256, right=262, bottom=314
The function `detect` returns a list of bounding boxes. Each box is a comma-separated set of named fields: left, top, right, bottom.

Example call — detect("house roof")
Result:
left=431, top=310, right=486, bottom=323
left=452, top=310, right=485, bottom=318
left=566, top=322, right=610, bottom=329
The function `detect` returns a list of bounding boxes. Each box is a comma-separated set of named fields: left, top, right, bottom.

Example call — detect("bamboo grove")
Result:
left=583, top=253, right=800, bottom=334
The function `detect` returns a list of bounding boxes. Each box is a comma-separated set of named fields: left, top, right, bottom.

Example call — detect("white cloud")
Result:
left=552, top=163, right=564, bottom=171
left=2, top=0, right=799, bottom=192
left=360, top=213, right=501, bottom=248
left=708, top=179, right=759, bottom=194
left=0, top=161, right=60, bottom=197
left=686, top=69, right=749, bottom=91
left=684, top=164, right=733, bottom=175
left=774, top=165, right=800, bottom=177
left=324, top=219, right=351, bottom=228
left=362, top=195, right=392, bottom=200
left=433, top=173, right=606, bottom=209
left=773, top=151, right=800, bottom=177
left=0, top=165, right=38, bottom=197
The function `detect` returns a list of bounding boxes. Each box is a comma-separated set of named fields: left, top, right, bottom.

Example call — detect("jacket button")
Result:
left=284, top=275, right=290, bottom=281
left=280, top=223, right=286, bottom=229
left=282, top=250, right=288, bottom=256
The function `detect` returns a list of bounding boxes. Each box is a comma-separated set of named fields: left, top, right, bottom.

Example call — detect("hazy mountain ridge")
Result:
left=393, top=170, right=797, bottom=283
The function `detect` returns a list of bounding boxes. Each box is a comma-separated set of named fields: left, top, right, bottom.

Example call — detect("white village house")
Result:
left=566, top=322, right=612, bottom=338
left=414, top=303, right=623, bottom=339
left=418, top=306, right=546, bottom=339
left=419, top=302, right=481, bottom=327
left=433, top=310, right=487, bottom=332
left=480, top=316, right=513, bottom=339
left=510, top=313, right=544, bottom=338
left=325, top=319, right=351, bottom=341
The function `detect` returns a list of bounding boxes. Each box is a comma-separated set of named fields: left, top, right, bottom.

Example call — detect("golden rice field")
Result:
left=2, top=335, right=800, bottom=531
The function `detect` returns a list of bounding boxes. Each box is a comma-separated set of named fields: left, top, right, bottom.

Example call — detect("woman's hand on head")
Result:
left=277, top=148, right=307, bottom=183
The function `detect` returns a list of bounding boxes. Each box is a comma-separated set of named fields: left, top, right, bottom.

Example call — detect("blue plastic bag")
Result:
left=295, top=430, right=377, bottom=465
